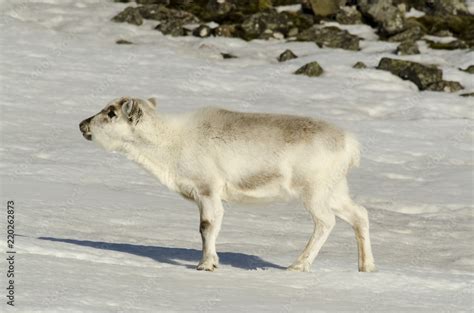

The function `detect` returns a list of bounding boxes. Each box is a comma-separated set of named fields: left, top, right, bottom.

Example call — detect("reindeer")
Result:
left=79, top=97, right=376, bottom=272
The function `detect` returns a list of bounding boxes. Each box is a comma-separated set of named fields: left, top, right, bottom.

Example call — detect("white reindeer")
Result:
left=79, top=97, right=376, bottom=272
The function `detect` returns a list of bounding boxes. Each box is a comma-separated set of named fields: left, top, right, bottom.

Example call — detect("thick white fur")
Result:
left=82, top=97, right=376, bottom=272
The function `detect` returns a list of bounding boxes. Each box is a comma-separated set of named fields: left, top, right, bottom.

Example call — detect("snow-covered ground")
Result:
left=0, top=1, right=473, bottom=312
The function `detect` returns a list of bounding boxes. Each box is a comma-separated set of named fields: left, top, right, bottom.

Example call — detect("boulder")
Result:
left=336, top=6, right=363, bottom=24
left=192, top=24, right=212, bottom=37
left=246, top=0, right=273, bottom=12
left=278, top=49, right=298, bottom=62
left=353, top=61, right=367, bottom=69
left=426, top=39, right=469, bottom=50
left=203, top=0, right=273, bottom=18
left=387, top=25, right=424, bottom=42
left=135, top=5, right=199, bottom=36
left=459, top=65, right=474, bottom=74
left=297, top=26, right=360, bottom=51
left=428, top=0, right=469, bottom=16
left=112, top=7, right=144, bottom=25
left=425, top=80, right=464, bottom=92
left=359, top=0, right=406, bottom=36
left=376, top=57, right=442, bottom=90
left=201, top=1, right=251, bottom=23
left=294, top=61, right=324, bottom=77
left=138, top=5, right=199, bottom=24
left=206, top=0, right=234, bottom=17
left=155, top=20, right=186, bottom=36
left=279, top=11, right=315, bottom=35
left=396, top=40, right=420, bottom=55
left=416, top=15, right=474, bottom=47
left=240, top=9, right=293, bottom=40
left=272, top=0, right=301, bottom=4
left=214, top=24, right=239, bottom=37
left=308, top=0, right=344, bottom=17
left=136, top=0, right=170, bottom=4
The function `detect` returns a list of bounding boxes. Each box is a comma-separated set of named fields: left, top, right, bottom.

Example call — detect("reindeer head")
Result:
left=79, top=96, right=157, bottom=151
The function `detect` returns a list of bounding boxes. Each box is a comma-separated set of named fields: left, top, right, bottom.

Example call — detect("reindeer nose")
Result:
left=79, top=118, right=90, bottom=132
left=79, top=117, right=93, bottom=141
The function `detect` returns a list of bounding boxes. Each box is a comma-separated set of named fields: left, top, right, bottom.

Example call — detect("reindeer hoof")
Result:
left=287, top=262, right=310, bottom=272
left=197, top=262, right=218, bottom=271
left=197, top=257, right=219, bottom=271
left=359, top=263, right=377, bottom=272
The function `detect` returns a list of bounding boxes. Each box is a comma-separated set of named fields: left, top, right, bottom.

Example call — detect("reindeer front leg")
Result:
left=196, top=193, right=224, bottom=271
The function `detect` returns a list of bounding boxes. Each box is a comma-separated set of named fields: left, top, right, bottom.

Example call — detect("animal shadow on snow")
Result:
left=38, top=237, right=285, bottom=270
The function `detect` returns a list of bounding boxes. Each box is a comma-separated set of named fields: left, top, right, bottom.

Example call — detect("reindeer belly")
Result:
left=222, top=171, right=292, bottom=203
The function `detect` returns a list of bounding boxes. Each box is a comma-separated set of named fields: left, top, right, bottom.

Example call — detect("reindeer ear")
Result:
left=122, top=99, right=134, bottom=116
left=121, top=99, right=142, bottom=124
left=147, top=97, right=157, bottom=108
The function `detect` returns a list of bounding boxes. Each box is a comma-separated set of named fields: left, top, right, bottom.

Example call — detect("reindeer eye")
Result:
left=107, top=109, right=116, bottom=119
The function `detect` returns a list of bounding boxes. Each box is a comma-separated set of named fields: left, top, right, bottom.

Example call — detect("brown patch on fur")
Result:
left=220, top=110, right=322, bottom=144
left=199, top=186, right=211, bottom=197
left=200, top=220, right=211, bottom=233
left=202, top=109, right=345, bottom=149
left=238, top=171, right=281, bottom=190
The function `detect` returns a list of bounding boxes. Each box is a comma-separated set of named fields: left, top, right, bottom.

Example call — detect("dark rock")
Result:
left=164, top=0, right=208, bottom=21
left=388, top=26, right=424, bottom=42
left=278, top=49, right=298, bottom=62
left=243, top=0, right=273, bottom=12
left=336, top=6, right=362, bottom=24
left=221, top=52, right=237, bottom=59
left=280, top=11, right=315, bottom=34
left=460, top=92, right=474, bottom=97
left=192, top=24, right=212, bottom=37
left=426, top=39, right=469, bottom=50
left=428, top=0, right=469, bottom=16
left=301, top=0, right=314, bottom=14
left=200, top=0, right=244, bottom=23
left=272, top=0, right=301, bottom=5
left=460, top=65, right=474, bottom=74
left=206, top=0, right=234, bottom=16
left=138, top=5, right=199, bottom=24
left=297, top=26, right=360, bottom=51
left=426, top=80, right=464, bottom=92
left=396, top=40, right=420, bottom=55
left=376, top=57, right=443, bottom=90
left=214, top=24, right=239, bottom=37
left=155, top=20, right=186, bottom=36
left=353, top=61, right=367, bottom=69
left=391, top=0, right=425, bottom=12
left=416, top=15, right=474, bottom=47
left=294, top=61, right=324, bottom=77
left=116, top=39, right=133, bottom=44
left=198, top=0, right=272, bottom=19
left=241, top=9, right=294, bottom=40
left=112, top=7, right=144, bottom=25
left=137, top=5, right=199, bottom=36
left=136, top=0, right=170, bottom=4
left=359, top=0, right=405, bottom=36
